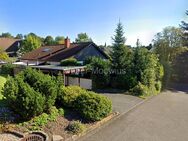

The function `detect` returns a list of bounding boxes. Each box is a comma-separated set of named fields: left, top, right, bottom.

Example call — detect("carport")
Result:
left=31, top=65, right=92, bottom=89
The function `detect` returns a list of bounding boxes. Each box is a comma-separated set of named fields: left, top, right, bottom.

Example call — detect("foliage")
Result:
left=75, top=33, right=92, bottom=43
left=180, top=10, right=188, bottom=47
left=67, top=121, right=86, bottom=134
left=86, top=57, right=111, bottom=89
left=55, top=36, right=65, bottom=44
left=0, top=75, right=6, bottom=97
left=20, top=34, right=42, bottom=54
left=0, top=63, right=16, bottom=76
left=76, top=92, right=112, bottom=121
left=130, top=82, right=149, bottom=97
left=18, top=68, right=57, bottom=110
left=0, top=32, right=13, bottom=38
left=112, top=21, right=126, bottom=47
left=15, top=34, right=23, bottom=39
left=58, top=108, right=65, bottom=116
left=3, top=68, right=58, bottom=120
left=3, top=76, right=45, bottom=120
left=59, top=86, right=86, bottom=108
left=0, top=49, right=9, bottom=61
left=60, top=58, right=80, bottom=66
left=44, top=36, right=55, bottom=45
left=153, top=27, right=185, bottom=86
left=21, top=106, right=63, bottom=131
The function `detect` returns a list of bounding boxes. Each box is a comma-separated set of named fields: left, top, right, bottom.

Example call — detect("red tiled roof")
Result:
left=21, top=42, right=109, bottom=62
left=21, top=44, right=66, bottom=60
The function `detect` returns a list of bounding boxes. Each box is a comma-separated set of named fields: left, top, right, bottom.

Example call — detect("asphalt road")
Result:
left=79, top=91, right=188, bottom=141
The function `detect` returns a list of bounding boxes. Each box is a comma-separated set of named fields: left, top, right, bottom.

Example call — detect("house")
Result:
left=0, top=37, right=22, bottom=57
left=18, top=37, right=109, bottom=89
left=20, top=37, right=108, bottom=65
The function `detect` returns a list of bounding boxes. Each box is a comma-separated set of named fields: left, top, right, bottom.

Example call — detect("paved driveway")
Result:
left=103, top=93, right=143, bottom=114
left=79, top=91, right=188, bottom=141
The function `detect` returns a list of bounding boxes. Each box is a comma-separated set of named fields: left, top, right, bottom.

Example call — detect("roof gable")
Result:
left=0, top=38, right=21, bottom=52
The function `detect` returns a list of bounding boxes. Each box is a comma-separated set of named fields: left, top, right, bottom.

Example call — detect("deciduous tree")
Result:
left=75, top=33, right=92, bottom=43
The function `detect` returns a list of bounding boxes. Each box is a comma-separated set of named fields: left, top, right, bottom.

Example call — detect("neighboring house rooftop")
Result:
left=0, top=37, right=22, bottom=56
left=21, top=39, right=108, bottom=62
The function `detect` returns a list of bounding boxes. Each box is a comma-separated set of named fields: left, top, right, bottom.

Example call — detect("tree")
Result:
left=44, top=36, right=55, bottom=45
left=111, top=21, right=134, bottom=89
left=0, top=32, right=13, bottom=38
left=153, top=26, right=184, bottom=87
left=0, top=48, right=9, bottom=61
left=180, top=10, right=188, bottom=47
left=20, top=34, right=42, bottom=54
left=15, top=34, right=23, bottom=39
left=75, top=33, right=92, bottom=43
left=153, top=26, right=184, bottom=63
left=112, top=22, right=126, bottom=47
left=55, top=36, right=65, bottom=44
left=111, top=21, right=131, bottom=69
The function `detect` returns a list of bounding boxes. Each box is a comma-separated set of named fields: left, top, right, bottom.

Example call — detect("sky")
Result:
left=0, top=0, right=187, bottom=46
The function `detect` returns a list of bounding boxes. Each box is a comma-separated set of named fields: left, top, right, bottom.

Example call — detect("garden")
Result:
left=0, top=65, right=112, bottom=140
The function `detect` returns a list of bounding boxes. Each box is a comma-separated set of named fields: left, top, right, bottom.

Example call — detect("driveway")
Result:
left=79, top=91, right=188, bottom=141
left=103, top=93, right=143, bottom=114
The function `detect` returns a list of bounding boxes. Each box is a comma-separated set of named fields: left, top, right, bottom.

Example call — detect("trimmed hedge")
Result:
left=59, top=86, right=112, bottom=121
left=76, top=91, right=112, bottom=121
left=60, top=58, right=80, bottom=66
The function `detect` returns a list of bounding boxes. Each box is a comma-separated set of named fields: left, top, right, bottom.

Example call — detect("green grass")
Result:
left=0, top=75, right=6, bottom=99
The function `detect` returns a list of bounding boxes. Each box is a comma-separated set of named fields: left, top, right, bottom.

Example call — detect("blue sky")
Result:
left=0, top=0, right=187, bottom=46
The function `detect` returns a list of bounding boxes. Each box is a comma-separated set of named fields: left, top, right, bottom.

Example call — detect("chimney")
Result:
left=64, top=37, right=70, bottom=48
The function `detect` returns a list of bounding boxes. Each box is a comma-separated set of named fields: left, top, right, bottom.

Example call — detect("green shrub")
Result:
left=60, top=86, right=86, bottom=108
left=48, top=106, right=59, bottom=121
left=58, top=108, right=65, bottom=116
left=86, top=57, right=111, bottom=89
left=130, top=82, right=149, bottom=97
left=155, top=81, right=162, bottom=93
left=60, top=58, right=80, bottom=66
left=76, top=92, right=112, bottom=121
left=3, top=68, right=58, bottom=120
left=18, top=68, right=57, bottom=110
left=4, top=76, right=45, bottom=119
left=67, top=121, right=86, bottom=134
left=1, top=63, right=16, bottom=76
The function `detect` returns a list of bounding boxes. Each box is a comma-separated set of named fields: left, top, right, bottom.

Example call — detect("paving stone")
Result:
left=52, top=135, right=64, bottom=141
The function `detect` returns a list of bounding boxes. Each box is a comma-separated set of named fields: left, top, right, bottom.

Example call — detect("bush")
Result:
left=130, top=82, right=149, bottom=97
left=58, top=108, right=65, bottom=116
left=67, top=121, right=86, bottom=134
left=1, top=63, right=16, bottom=76
left=60, top=58, right=80, bottom=66
left=76, top=92, right=112, bottom=121
left=86, top=57, right=111, bottom=89
left=18, top=68, right=57, bottom=110
left=4, top=76, right=45, bottom=119
left=3, top=68, right=57, bottom=120
left=59, top=86, right=86, bottom=108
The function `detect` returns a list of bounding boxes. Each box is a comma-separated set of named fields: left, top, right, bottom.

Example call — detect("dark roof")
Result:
left=21, top=42, right=109, bottom=61
left=0, top=38, right=21, bottom=52
left=21, top=44, right=66, bottom=60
